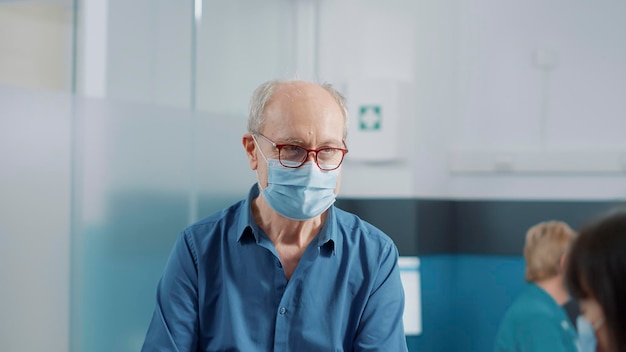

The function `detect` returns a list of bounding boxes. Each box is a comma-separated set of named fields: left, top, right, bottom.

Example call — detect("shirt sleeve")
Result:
left=141, top=230, right=199, bottom=352
left=517, top=316, right=574, bottom=352
left=353, top=242, right=409, bottom=352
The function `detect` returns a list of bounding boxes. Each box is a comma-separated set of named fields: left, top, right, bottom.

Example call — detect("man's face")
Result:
left=245, top=82, right=345, bottom=194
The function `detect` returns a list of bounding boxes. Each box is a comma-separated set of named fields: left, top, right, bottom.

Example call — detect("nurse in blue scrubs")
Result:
left=494, top=221, right=579, bottom=352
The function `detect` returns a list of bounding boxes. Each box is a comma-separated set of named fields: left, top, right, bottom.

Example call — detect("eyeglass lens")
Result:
left=279, top=145, right=344, bottom=170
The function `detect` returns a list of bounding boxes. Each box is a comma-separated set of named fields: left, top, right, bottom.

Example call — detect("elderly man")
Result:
left=141, top=79, right=408, bottom=351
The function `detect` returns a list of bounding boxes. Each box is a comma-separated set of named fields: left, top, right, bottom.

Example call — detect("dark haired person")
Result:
left=566, top=209, right=626, bottom=352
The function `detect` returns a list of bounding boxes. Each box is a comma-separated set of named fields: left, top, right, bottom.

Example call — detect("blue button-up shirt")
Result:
left=142, top=184, right=408, bottom=351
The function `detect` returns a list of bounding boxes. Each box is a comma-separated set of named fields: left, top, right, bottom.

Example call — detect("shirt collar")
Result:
left=236, top=183, right=261, bottom=243
left=236, top=183, right=336, bottom=255
left=317, top=206, right=336, bottom=256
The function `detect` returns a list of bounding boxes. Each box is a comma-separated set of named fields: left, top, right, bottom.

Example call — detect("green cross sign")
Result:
left=358, top=105, right=382, bottom=131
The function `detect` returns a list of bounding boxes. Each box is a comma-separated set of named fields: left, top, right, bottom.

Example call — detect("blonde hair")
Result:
left=524, top=221, right=576, bottom=282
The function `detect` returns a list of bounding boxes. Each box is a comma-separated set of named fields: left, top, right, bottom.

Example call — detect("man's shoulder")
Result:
left=333, top=206, right=394, bottom=247
left=500, top=287, right=564, bottom=330
left=506, top=288, right=552, bottom=316
left=184, top=199, right=246, bottom=236
left=496, top=285, right=576, bottom=351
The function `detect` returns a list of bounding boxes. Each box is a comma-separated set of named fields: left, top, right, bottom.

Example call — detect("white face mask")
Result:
left=576, top=315, right=598, bottom=352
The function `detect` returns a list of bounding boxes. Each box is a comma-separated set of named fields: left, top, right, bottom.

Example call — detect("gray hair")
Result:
left=247, top=79, right=348, bottom=139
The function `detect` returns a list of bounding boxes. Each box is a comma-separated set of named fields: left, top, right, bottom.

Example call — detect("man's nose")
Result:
left=305, top=150, right=317, bottom=163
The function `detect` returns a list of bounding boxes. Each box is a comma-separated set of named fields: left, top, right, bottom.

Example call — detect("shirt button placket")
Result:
left=274, top=304, right=289, bottom=351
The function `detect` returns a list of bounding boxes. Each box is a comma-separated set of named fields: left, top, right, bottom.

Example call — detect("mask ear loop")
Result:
left=251, top=134, right=269, bottom=162
left=251, top=134, right=269, bottom=194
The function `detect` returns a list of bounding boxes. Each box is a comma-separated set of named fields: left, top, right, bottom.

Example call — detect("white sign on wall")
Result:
left=345, top=79, right=405, bottom=162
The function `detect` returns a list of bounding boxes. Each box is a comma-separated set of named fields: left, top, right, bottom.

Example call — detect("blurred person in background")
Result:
left=566, top=209, right=626, bottom=352
left=141, top=79, right=408, bottom=351
left=495, top=221, right=579, bottom=352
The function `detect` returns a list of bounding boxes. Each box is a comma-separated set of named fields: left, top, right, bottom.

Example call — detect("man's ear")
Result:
left=243, top=134, right=258, bottom=170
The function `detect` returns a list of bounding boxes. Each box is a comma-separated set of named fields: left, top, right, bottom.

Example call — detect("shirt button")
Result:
left=279, top=307, right=287, bottom=315
left=276, top=261, right=282, bottom=268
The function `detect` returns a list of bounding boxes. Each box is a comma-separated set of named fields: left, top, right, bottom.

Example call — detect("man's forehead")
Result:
left=280, top=135, right=344, bottom=145
left=270, top=82, right=339, bottom=106
left=274, top=80, right=321, bottom=95
left=260, top=81, right=345, bottom=140
left=264, top=93, right=342, bottom=121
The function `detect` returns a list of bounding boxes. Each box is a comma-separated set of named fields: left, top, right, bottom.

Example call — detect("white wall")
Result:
left=0, top=2, right=72, bottom=91
left=317, top=0, right=626, bottom=200
left=100, top=0, right=626, bottom=200
left=448, top=0, right=626, bottom=199
left=317, top=0, right=426, bottom=197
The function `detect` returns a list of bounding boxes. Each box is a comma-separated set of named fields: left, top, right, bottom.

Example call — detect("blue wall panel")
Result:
left=412, top=255, right=456, bottom=352
left=452, top=255, right=525, bottom=352
left=411, top=255, right=525, bottom=352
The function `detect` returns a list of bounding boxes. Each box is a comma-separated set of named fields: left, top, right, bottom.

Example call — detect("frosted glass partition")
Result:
left=104, top=0, right=192, bottom=108
left=100, top=0, right=298, bottom=112
left=0, top=85, right=72, bottom=352
left=0, top=83, right=256, bottom=352
left=195, top=0, right=296, bottom=116
left=71, top=95, right=256, bottom=352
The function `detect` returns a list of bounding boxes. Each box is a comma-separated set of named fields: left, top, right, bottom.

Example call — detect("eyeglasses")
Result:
left=254, top=133, right=348, bottom=171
